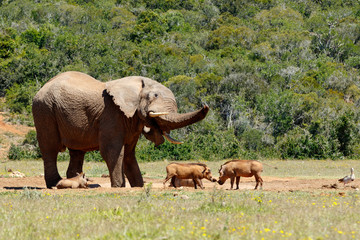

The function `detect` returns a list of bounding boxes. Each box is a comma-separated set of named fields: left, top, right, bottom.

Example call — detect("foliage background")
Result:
left=1, top=0, right=360, bottom=161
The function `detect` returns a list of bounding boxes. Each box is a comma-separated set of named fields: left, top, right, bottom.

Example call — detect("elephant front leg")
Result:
left=101, top=144, right=126, bottom=188
left=123, top=145, right=144, bottom=187
left=107, top=158, right=126, bottom=188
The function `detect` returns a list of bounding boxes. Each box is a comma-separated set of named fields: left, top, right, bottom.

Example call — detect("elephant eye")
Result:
left=154, top=93, right=158, bottom=98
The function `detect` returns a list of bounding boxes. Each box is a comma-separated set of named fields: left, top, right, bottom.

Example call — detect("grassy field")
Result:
left=1, top=160, right=360, bottom=239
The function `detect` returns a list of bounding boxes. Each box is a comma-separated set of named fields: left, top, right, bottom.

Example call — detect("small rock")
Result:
left=101, top=174, right=110, bottom=178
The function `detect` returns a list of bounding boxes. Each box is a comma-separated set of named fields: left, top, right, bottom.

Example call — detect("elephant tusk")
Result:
left=163, top=131, right=183, bottom=144
left=149, top=112, right=169, bottom=117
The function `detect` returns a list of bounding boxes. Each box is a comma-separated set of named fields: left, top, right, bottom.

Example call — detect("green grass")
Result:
left=0, top=187, right=359, bottom=239
left=1, top=160, right=360, bottom=239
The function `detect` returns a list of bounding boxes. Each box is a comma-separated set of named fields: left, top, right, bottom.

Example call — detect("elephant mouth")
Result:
left=162, top=131, right=183, bottom=144
left=143, top=121, right=183, bottom=145
left=147, top=105, right=208, bottom=145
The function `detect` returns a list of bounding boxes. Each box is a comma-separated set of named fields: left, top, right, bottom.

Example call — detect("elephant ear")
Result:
left=105, top=77, right=144, bottom=118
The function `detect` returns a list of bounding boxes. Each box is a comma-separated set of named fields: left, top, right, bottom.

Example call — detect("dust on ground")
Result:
left=0, top=175, right=359, bottom=194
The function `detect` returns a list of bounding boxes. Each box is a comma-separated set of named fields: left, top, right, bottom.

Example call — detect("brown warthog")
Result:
left=56, top=172, right=89, bottom=189
left=169, top=177, right=199, bottom=188
left=218, top=160, right=263, bottom=190
left=164, top=163, right=217, bottom=189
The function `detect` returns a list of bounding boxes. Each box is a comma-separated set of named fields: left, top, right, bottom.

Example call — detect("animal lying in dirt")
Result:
left=56, top=172, right=90, bottom=189
left=164, top=163, right=217, bottom=189
left=218, top=160, right=263, bottom=190
left=169, top=177, right=200, bottom=188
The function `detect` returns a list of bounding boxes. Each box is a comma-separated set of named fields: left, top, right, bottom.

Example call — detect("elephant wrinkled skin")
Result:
left=32, top=71, right=209, bottom=188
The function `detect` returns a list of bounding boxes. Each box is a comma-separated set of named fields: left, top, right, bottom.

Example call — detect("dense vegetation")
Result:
left=2, top=0, right=360, bottom=160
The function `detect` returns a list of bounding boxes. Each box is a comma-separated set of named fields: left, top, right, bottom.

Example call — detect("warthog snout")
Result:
left=211, top=178, right=217, bottom=182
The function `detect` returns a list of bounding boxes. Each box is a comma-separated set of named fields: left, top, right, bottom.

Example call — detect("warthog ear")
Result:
left=218, top=165, right=224, bottom=175
left=218, top=168, right=224, bottom=176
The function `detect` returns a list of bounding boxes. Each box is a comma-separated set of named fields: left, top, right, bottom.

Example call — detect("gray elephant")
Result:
left=32, top=71, right=209, bottom=188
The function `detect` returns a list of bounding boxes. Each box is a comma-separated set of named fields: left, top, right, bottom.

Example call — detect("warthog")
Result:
left=56, top=172, right=89, bottom=189
left=164, top=163, right=217, bottom=189
left=169, top=177, right=199, bottom=188
left=218, top=160, right=263, bottom=190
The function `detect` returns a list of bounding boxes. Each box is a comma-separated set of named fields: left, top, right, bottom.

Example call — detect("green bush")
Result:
left=8, top=143, right=41, bottom=160
left=5, top=81, right=39, bottom=114
left=84, top=151, right=103, bottom=162
left=2, top=0, right=360, bottom=161
left=136, top=128, right=244, bottom=162
left=8, top=130, right=41, bottom=160
left=0, top=33, right=17, bottom=58
left=277, top=129, right=336, bottom=159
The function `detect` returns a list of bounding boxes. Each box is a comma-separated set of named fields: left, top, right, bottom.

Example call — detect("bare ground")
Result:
left=1, top=175, right=359, bottom=194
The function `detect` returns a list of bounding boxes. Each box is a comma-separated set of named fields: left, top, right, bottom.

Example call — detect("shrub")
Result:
left=8, top=130, right=41, bottom=160
left=5, top=81, right=39, bottom=114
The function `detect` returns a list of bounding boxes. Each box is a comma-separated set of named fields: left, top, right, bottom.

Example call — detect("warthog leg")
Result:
left=235, top=176, right=240, bottom=190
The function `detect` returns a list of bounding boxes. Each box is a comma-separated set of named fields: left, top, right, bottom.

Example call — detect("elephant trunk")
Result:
left=154, top=105, right=209, bottom=131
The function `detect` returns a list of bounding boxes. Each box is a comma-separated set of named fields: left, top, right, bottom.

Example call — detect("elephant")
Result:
left=32, top=71, right=209, bottom=188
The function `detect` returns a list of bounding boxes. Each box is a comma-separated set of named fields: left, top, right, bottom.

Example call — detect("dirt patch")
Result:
left=0, top=112, right=34, bottom=160
left=0, top=175, right=359, bottom=194
left=0, top=113, right=31, bottom=136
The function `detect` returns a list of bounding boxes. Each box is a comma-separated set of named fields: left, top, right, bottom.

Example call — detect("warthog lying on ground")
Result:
left=218, top=160, right=263, bottom=190
left=56, top=172, right=89, bottom=189
left=164, top=163, right=217, bottom=189
left=169, top=177, right=199, bottom=188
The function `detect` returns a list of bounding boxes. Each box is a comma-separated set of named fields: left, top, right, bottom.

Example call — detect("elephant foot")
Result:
left=128, top=178, right=144, bottom=188
left=110, top=178, right=126, bottom=188
left=45, top=175, right=62, bottom=189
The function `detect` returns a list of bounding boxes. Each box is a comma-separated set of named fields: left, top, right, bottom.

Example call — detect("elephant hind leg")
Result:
left=67, top=149, right=86, bottom=178
left=35, top=116, right=63, bottom=188
left=42, top=151, right=62, bottom=188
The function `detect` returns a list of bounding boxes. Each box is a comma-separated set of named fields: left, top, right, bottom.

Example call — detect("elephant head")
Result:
left=105, top=76, right=209, bottom=146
